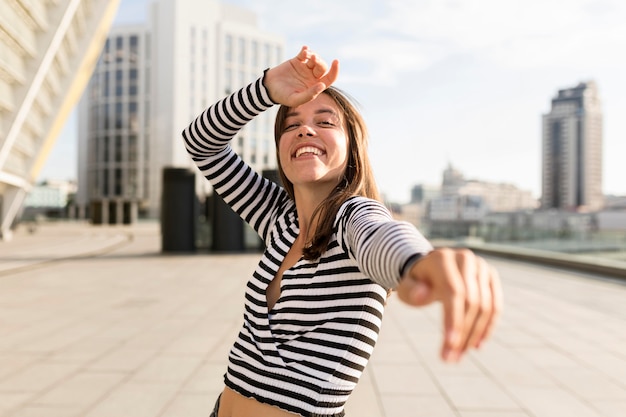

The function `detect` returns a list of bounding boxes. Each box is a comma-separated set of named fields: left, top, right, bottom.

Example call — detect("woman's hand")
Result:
left=396, top=248, right=503, bottom=363
left=264, top=46, right=339, bottom=108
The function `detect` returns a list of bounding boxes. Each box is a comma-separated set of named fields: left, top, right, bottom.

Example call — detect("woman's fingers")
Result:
left=455, top=249, right=480, bottom=353
left=479, top=264, right=503, bottom=346
left=462, top=256, right=494, bottom=350
left=402, top=248, right=502, bottom=363
left=320, top=59, right=340, bottom=87
left=295, top=46, right=337, bottom=85
left=296, top=45, right=310, bottom=63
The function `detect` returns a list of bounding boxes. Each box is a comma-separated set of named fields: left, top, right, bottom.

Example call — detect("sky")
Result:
left=40, top=0, right=626, bottom=203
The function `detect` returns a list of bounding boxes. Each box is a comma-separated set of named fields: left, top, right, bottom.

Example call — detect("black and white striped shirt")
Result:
left=182, top=75, right=433, bottom=417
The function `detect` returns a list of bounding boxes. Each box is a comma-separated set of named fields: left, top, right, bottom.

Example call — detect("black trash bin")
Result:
left=161, top=167, right=196, bottom=252
left=211, top=193, right=244, bottom=252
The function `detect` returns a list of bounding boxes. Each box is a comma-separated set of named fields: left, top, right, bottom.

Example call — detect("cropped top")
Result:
left=182, top=74, right=433, bottom=416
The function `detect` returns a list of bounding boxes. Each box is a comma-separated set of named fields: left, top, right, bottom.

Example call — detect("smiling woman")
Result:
left=181, top=45, right=502, bottom=417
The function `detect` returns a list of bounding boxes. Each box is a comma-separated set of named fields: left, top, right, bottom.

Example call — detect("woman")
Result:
left=182, top=46, right=502, bottom=417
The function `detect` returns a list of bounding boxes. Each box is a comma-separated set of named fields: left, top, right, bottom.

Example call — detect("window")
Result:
left=104, top=104, right=110, bottom=130
left=251, top=41, right=258, bottom=67
left=114, top=168, right=123, bottom=196
left=115, top=134, right=123, bottom=162
left=103, top=71, right=110, bottom=97
left=225, top=35, right=233, bottom=62
left=239, top=38, right=246, bottom=65
left=264, top=44, right=271, bottom=67
left=115, top=102, right=123, bottom=129
left=103, top=168, right=109, bottom=195
left=224, top=69, right=232, bottom=94
left=129, top=102, right=138, bottom=132
left=129, top=35, right=138, bottom=62
left=115, top=69, right=124, bottom=97
left=116, top=36, right=124, bottom=62
left=128, top=134, right=138, bottom=161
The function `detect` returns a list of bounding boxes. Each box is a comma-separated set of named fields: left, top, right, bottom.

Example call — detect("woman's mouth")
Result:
left=294, top=146, right=324, bottom=159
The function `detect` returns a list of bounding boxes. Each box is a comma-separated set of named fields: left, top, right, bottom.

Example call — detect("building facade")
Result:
left=424, top=164, right=537, bottom=238
left=77, top=25, right=150, bottom=223
left=76, top=0, right=284, bottom=224
left=0, top=0, right=120, bottom=240
left=541, top=81, right=603, bottom=211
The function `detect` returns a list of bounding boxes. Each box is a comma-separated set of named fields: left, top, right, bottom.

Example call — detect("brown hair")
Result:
left=274, top=87, right=381, bottom=260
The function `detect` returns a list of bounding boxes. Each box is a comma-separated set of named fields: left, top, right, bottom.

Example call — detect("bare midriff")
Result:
left=218, top=386, right=300, bottom=417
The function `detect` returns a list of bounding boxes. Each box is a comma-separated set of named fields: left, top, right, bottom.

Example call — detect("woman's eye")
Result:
left=318, top=120, right=335, bottom=127
left=284, top=123, right=299, bottom=131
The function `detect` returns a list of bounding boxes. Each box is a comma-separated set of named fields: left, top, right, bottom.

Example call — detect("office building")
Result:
left=76, top=0, right=284, bottom=224
left=0, top=0, right=120, bottom=240
left=541, top=81, right=603, bottom=211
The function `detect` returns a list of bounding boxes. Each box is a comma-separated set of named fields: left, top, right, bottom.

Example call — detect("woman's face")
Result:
left=278, top=93, right=349, bottom=194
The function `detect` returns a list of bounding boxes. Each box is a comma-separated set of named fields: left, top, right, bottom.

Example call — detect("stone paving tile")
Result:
left=0, top=354, right=43, bottom=381
left=343, top=368, right=383, bottom=417
left=88, top=347, right=158, bottom=373
left=378, top=394, right=456, bottom=417
left=545, top=368, right=626, bottom=402
left=32, top=372, right=126, bottom=408
left=458, top=412, right=530, bottom=417
left=0, top=362, right=81, bottom=393
left=5, top=405, right=83, bottom=417
left=160, top=392, right=218, bottom=417
left=0, top=393, right=32, bottom=417
left=129, top=354, right=205, bottom=384
left=592, top=400, right=626, bottom=417
left=181, top=361, right=228, bottom=394
left=434, top=374, right=519, bottom=410
left=370, top=362, right=441, bottom=396
left=471, top=342, right=555, bottom=388
left=81, top=382, right=179, bottom=417
left=510, top=385, right=606, bottom=417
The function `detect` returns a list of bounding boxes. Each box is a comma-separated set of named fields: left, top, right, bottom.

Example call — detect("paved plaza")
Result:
left=0, top=222, right=625, bottom=417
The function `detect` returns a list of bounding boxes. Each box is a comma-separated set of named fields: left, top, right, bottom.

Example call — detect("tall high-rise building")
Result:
left=541, top=81, right=603, bottom=211
left=0, top=0, right=120, bottom=240
left=76, top=0, right=284, bottom=223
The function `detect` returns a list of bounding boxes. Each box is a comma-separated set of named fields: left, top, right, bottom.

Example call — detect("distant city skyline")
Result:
left=39, top=0, right=626, bottom=202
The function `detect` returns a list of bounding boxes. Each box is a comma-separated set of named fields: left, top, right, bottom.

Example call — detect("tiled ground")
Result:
left=0, top=222, right=624, bottom=417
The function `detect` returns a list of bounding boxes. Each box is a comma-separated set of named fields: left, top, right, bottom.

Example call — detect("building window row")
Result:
left=224, top=35, right=282, bottom=70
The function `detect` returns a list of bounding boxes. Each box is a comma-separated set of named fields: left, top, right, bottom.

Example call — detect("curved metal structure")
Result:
left=0, top=0, right=121, bottom=240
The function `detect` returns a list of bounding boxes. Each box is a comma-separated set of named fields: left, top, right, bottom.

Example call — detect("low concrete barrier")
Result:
left=451, top=240, right=626, bottom=280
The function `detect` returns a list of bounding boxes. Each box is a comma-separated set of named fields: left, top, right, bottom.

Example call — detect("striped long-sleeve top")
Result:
left=182, top=74, right=433, bottom=417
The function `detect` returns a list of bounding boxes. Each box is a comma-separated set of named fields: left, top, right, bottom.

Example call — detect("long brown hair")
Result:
left=274, top=87, right=381, bottom=260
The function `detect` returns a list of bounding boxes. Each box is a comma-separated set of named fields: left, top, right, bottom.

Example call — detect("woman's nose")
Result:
left=297, top=125, right=315, bottom=137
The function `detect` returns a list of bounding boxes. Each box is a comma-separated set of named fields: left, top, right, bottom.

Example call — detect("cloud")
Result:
left=116, top=0, right=626, bottom=84
left=230, top=0, right=626, bottom=89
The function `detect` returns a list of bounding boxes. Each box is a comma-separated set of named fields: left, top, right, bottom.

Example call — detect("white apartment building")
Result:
left=0, top=0, right=120, bottom=240
left=425, top=164, right=538, bottom=237
left=76, top=0, right=284, bottom=224
left=541, top=81, right=603, bottom=211
left=439, top=164, right=537, bottom=212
